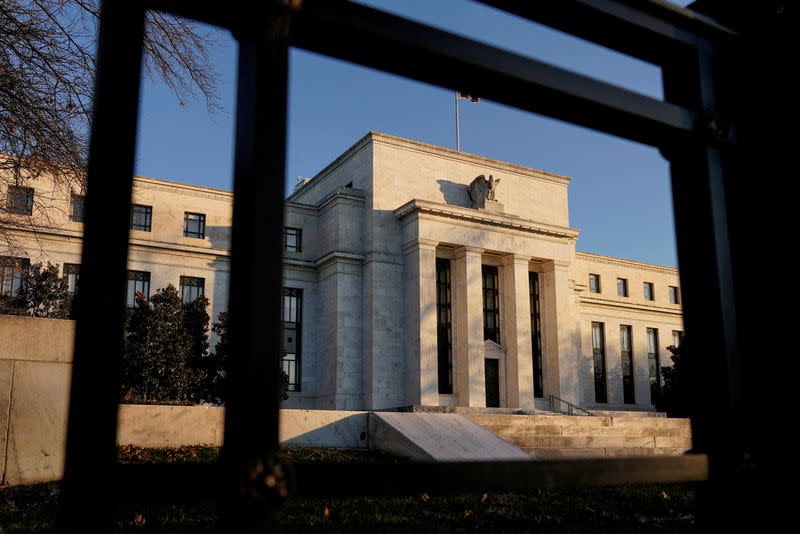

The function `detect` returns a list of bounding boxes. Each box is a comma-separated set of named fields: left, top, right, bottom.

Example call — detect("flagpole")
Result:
left=455, top=90, right=460, bottom=151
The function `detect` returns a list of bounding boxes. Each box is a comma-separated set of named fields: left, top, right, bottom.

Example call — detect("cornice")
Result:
left=579, top=295, right=683, bottom=316
left=394, top=199, right=579, bottom=240
left=576, top=251, right=678, bottom=275
left=133, top=176, right=233, bottom=203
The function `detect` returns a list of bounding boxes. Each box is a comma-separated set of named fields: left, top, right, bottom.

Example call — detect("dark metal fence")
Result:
left=59, top=0, right=790, bottom=530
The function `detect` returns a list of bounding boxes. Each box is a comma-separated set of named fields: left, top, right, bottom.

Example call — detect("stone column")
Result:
left=501, top=254, right=535, bottom=410
left=541, top=260, right=580, bottom=404
left=402, top=239, right=439, bottom=406
left=453, top=246, right=485, bottom=407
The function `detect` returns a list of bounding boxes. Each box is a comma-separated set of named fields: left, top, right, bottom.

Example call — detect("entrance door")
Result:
left=484, top=359, right=500, bottom=407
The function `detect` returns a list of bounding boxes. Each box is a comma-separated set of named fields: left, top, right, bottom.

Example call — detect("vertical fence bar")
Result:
left=223, top=10, right=290, bottom=530
left=58, top=2, right=145, bottom=531
left=663, top=47, right=745, bottom=527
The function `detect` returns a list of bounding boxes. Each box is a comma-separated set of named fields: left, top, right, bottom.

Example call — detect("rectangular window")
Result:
left=284, top=227, right=302, bottom=252
left=482, top=265, right=500, bottom=343
left=436, top=259, right=453, bottom=394
left=589, top=273, right=601, bottom=293
left=281, top=287, right=302, bottom=391
left=130, top=204, right=152, bottom=232
left=7, top=186, right=33, bottom=215
left=643, top=282, right=655, bottom=301
left=63, top=263, right=80, bottom=293
left=529, top=272, right=544, bottom=398
left=183, top=212, right=206, bottom=239
left=621, top=325, right=635, bottom=404
left=0, top=256, right=29, bottom=297
left=648, top=328, right=661, bottom=405
left=70, top=194, right=85, bottom=222
left=672, top=330, right=683, bottom=348
left=592, top=322, right=607, bottom=403
left=180, top=276, right=205, bottom=304
left=669, top=285, right=680, bottom=304
left=126, top=270, right=150, bottom=308
left=617, top=278, right=628, bottom=297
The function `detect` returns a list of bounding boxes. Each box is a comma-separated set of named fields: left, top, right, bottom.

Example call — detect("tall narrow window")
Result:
left=669, top=285, right=680, bottom=304
left=592, top=322, right=607, bottom=403
left=180, top=276, right=205, bottom=304
left=126, top=270, right=150, bottom=308
left=672, top=330, right=683, bottom=348
left=0, top=256, right=29, bottom=297
left=589, top=273, right=601, bottom=293
left=529, top=271, right=544, bottom=398
left=617, top=278, right=628, bottom=297
left=621, top=325, right=635, bottom=404
left=643, top=282, right=655, bottom=301
left=63, top=263, right=80, bottom=293
left=281, top=288, right=302, bottom=391
left=436, top=259, right=453, bottom=394
left=70, top=194, right=85, bottom=222
left=482, top=265, right=500, bottom=343
left=284, top=227, right=302, bottom=252
left=7, top=186, right=33, bottom=215
left=647, top=328, right=661, bottom=405
left=130, top=204, right=152, bottom=232
left=183, top=212, right=205, bottom=239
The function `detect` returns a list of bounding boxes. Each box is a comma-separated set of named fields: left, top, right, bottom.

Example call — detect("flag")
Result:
left=458, top=91, right=480, bottom=103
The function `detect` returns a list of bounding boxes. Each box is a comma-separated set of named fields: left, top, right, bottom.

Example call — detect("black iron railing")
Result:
left=548, top=395, right=597, bottom=417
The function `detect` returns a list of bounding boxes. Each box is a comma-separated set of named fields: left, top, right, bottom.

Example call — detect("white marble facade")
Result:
left=0, top=132, right=683, bottom=412
left=283, top=132, right=682, bottom=412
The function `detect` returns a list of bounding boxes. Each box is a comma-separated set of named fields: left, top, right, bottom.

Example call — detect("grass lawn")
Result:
left=1, top=446, right=697, bottom=532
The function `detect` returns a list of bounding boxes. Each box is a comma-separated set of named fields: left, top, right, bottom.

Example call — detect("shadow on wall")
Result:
left=437, top=179, right=470, bottom=207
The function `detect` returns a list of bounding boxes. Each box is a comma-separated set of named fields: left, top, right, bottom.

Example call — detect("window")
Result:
left=281, top=288, right=302, bottom=391
left=647, top=328, right=661, bottom=405
left=130, top=204, right=152, bottom=232
left=530, top=272, right=544, bottom=398
left=70, top=194, right=85, bottom=222
left=7, top=186, right=33, bottom=215
left=592, top=322, right=607, bottom=403
left=589, top=273, right=601, bottom=293
left=284, top=227, right=302, bottom=252
left=63, top=264, right=80, bottom=293
left=482, top=265, right=500, bottom=343
left=436, top=259, right=453, bottom=394
left=180, top=276, right=205, bottom=304
left=126, top=270, right=150, bottom=308
left=620, top=325, right=635, bottom=404
left=0, top=256, right=29, bottom=297
left=669, top=285, right=680, bottom=304
left=643, top=282, right=655, bottom=301
left=183, top=212, right=205, bottom=239
left=617, top=278, right=628, bottom=297
left=672, top=330, right=683, bottom=348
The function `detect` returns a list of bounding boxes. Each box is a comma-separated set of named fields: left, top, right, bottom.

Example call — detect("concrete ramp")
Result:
left=369, top=412, right=529, bottom=461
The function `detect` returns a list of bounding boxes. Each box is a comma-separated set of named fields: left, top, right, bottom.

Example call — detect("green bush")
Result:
left=0, top=261, right=73, bottom=318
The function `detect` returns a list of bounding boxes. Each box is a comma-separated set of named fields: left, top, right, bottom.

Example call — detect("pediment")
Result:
left=484, top=339, right=505, bottom=359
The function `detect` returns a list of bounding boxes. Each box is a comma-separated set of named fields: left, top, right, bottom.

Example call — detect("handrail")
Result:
left=548, top=394, right=596, bottom=416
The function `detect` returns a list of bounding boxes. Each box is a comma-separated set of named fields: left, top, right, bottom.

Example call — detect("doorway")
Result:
left=484, top=359, right=500, bottom=407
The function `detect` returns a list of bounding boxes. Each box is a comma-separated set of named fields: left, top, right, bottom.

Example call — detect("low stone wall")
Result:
left=0, top=315, right=367, bottom=486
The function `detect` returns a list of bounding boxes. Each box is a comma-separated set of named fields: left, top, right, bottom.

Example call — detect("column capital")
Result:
left=402, top=238, right=438, bottom=255
left=541, top=259, right=571, bottom=272
left=453, top=245, right=484, bottom=259
left=501, top=253, right=531, bottom=266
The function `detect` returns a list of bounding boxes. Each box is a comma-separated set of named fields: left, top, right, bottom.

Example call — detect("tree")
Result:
left=121, top=284, right=215, bottom=404
left=658, top=336, right=694, bottom=418
left=1, top=1, right=219, bottom=247
left=0, top=261, right=72, bottom=318
left=210, top=312, right=290, bottom=403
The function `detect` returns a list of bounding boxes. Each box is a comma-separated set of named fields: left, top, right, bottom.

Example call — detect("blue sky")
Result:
left=135, top=0, right=694, bottom=267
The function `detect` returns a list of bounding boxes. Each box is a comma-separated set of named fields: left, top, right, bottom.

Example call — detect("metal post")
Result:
left=59, top=2, right=145, bottom=531
left=455, top=91, right=461, bottom=151
left=223, top=10, right=290, bottom=529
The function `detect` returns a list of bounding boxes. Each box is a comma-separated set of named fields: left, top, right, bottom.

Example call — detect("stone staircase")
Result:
left=466, top=413, right=692, bottom=459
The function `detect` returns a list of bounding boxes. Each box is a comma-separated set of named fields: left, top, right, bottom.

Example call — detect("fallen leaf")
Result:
left=133, top=512, right=146, bottom=526
left=464, top=509, right=473, bottom=518
left=419, top=492, right=430, bottom=502
left=481, top=493, right=489, bottom=504
left=323, top=505, right=330, bottom=520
